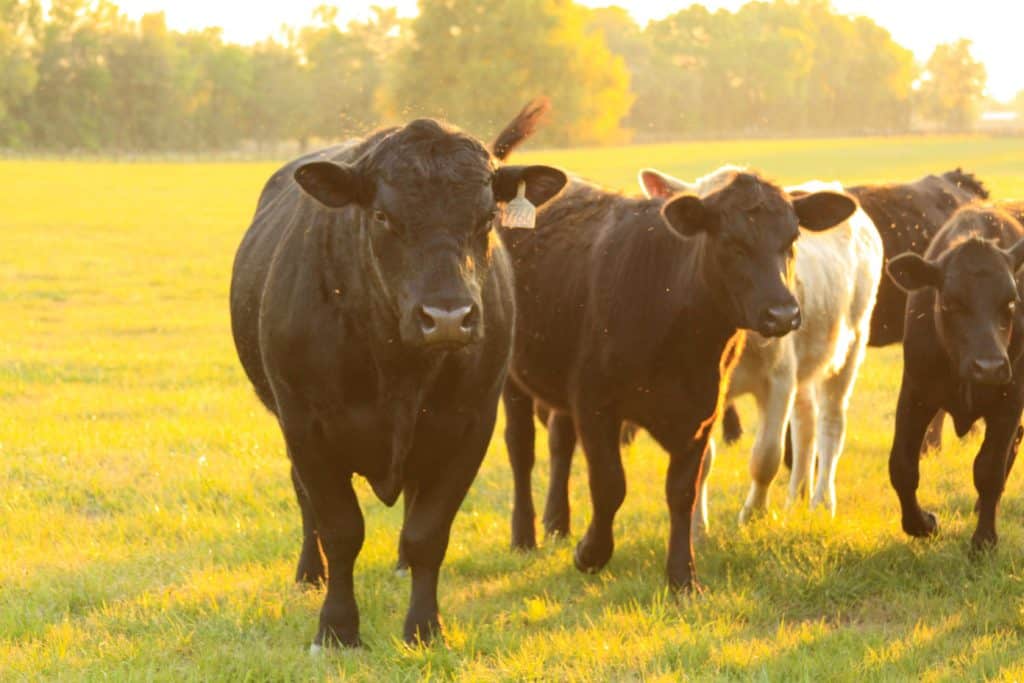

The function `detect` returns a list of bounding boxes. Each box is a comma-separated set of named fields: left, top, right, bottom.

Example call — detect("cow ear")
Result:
left=494, top=165, right=568, bottom=208
left=792, top=191, right=857, bottom=231
left=294, top=161, right=366, bottom=208
left=887, top=253, right=942, bottom=292
left=661, top=194, right=714, bottom=238
left=639, top=168, right=690, bottom=199
left=1004, top=238, right=1024, bottom=272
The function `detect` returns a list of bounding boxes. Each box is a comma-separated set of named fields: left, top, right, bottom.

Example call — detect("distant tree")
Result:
left=632, top=0, right=916, bottom=138
left=244, top=39, right=313, bottom=149
left=177, top=29, right=253, bottom=149
left=299, top=5, right=396, bottom=140
left=916, top=39, right=987, bottom=131
left=391, top=0, right=633, bottom=146
left=0, top=0, right=41, bottom=146
left=1012, top=90, right=1024, bottom=119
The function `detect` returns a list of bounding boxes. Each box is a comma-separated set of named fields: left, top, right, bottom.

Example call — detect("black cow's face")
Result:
left=659, top=172, right=856, bottom=337
left=294, top=131, right=565, bottom=351
left=889, top=238, right=1024, bottom=385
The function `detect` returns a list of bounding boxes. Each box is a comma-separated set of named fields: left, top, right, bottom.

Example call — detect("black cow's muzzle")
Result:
left=416, top=303, right=480, bottom=348
left=966, top=356, right=1012, bottom=385
left=757, top=303, right=801, bottom=338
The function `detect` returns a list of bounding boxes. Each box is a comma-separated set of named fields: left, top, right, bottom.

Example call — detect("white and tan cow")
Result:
left=641, top=166, right=883, bottom=524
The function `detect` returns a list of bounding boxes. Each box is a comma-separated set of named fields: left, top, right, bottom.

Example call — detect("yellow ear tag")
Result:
left=502, top=180, right=536, bottom=228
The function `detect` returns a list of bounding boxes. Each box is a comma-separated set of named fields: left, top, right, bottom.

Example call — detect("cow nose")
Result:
left=758, top=303, right=801, bottom=337
left=417, top=304, right=478, bottom=346
left=969, top=357, right=1011, bottom=385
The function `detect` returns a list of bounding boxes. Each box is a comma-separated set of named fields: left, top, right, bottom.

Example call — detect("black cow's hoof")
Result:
left=543, top=513, right=570, bottom=540
left=573, top=539, right=612, bottom=574
left=511, top=524, right=537, bottom=551
left=970, top=532, right=998, bottom=557
left=296, top=571, right=325, bottom=589
left=403, top=614, right=442, bottom=647
left=902, top=510, right=938, bottom=538
left=669, top=578, right=704, bottom=597
left=314, top=629, right=362, bottom=650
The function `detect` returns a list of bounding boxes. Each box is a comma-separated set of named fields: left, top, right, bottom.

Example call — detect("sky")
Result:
left=105, top=0, right=1021, bottom=102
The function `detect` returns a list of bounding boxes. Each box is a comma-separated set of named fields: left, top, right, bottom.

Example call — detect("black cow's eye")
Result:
left=373, top=210, right=388, bottom=224
left=476, top=209, right=498, bottom=234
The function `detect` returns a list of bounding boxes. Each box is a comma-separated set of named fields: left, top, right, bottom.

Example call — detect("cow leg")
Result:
left=665, top=431, right=712, bottom=592
left=504, top=381, right=537, bottom=550
left=740, top=378, right=795, bottom=523
left=691, top=437, right=714, bottom=540
left=572, top=407, right=624, bottom=574
left=970, top=411, right=1021, bottom=552
left=888, top=379, right=940, bottom=538
left=922, top=412, right=944, bottom=453
left=722, top=403, right=744, bottom=444
left=400, top=420, right=493, bottom=645
left=543, top=412, right=576, bottom=538
left=285, top=421, right=365, bottom=649
left=787, top=385, right=818, bottom=503
left=810, top=338, right=867, bottom=516
left=394, top=481, right=416, bottom=575
left=291, top=463, right=326, bottom=586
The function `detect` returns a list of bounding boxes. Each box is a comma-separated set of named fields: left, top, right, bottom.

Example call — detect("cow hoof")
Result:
left=309, top=643, right=322, bottom=657
left=738, top=504, right=764, bottom=525
left=542, top=513, right=570, bottom=540
left=669, top=578, right=705, bottom=597
left=970, top=532, right=998, bottom=556
left=573, top=540, right=611, bottom=574
left=903, top=510, right=938, bottom=538
left=511, top=522, right=537, bottom=551
left=395, top=566, right=410, bottom=578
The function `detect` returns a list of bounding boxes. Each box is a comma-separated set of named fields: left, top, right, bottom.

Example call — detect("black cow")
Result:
left=887, top=206, right=1024, bottom=551
left=724, top=169, right=989, bottom=451
left=503, top=170, right=855, bottom=591
left=229, top=115, right=566, bottom=648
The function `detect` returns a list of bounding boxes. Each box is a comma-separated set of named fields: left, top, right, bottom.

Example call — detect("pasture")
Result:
left=3, top=135, right=1024, bottom=681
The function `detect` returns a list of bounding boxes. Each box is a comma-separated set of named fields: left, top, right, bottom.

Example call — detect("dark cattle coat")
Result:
left=727, top=169, right=990, bottom=450
left=503, top=172, right=855, bottom=590
left=848, top=169, right=989, bottom=347
left=230, top=117, right=565, bottom=648
left=887, top=206, right=1024, bottom=551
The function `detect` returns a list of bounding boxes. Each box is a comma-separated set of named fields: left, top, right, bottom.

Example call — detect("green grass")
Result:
left=3, top=135, right=1024, bottom=681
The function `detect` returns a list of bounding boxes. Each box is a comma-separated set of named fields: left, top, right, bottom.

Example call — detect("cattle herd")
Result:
left=228, top=100, right=1024, bottom=651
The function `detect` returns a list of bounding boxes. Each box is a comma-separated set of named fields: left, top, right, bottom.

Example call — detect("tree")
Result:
left=0, top=0, right=41, bottom=146
left=391, top=0, right=633, bottom=146
left=916, top=39, right=987, bottom=131
left=298, top=5, right=396, bottom=140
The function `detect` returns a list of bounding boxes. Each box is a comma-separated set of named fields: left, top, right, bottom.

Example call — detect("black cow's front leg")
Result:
left=291, top=463, right=325, bottom=586
left=504, top=381, right=537, bottom=550
left=543, top=412, right=576, bottom=538
left=400, top=422, right=492, bottom=645
left=666, top=431, right=710, bottom=592
left=573, top=407, right=624, bottom=573
left=971, top=410, right=1022, bottom=552
left=284, top=418, right=365, bottom=650
left=888, top=379, right=940, bottom=538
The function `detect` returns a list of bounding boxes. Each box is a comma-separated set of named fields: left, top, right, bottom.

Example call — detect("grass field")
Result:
left=3, top=135, right=1024, bottom=681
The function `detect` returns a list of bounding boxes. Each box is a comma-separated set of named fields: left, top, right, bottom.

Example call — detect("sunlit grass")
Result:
left=3, top=136, right=1024, bottom=680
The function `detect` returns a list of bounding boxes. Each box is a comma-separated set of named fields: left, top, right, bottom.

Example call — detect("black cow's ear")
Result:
left=887, top=253, right=942, bottom=292
left=1004, top=238, right=1024, bottom=271
left=639, top=168, right=689, bottom=199
left=294, top=161, right=366, bottom=208
left=661, top=194, right=713, bottom=238
left=494, top=165, right=568, bottom=208
left=792, top=191, right=857, bottom=231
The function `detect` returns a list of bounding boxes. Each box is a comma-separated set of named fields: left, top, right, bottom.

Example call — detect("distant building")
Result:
left=977, top=110, right=1022, bottom=134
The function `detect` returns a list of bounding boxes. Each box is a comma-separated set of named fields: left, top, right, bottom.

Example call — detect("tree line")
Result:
left=0, top=0, right=1000, bottom=153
